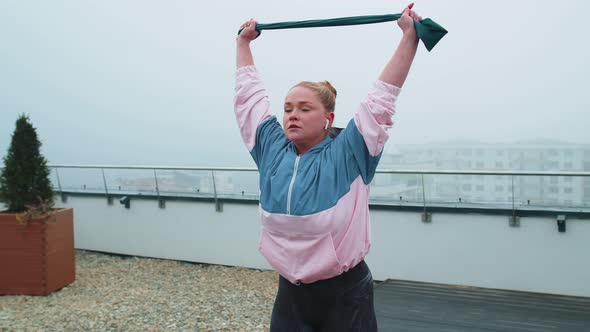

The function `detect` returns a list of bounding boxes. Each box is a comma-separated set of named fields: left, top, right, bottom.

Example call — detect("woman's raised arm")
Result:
left=378, top=3, right=421, bottom=88
left=236, top=19, right=259, bottom=68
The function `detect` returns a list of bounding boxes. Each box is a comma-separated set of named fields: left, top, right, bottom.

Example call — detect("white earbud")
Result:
left=324, top=119, right=330, bottom=130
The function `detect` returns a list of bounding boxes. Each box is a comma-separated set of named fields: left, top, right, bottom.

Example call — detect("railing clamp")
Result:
left=557, top=215, right=566, bottom=233
left=509, top=215, right=520, bottom=227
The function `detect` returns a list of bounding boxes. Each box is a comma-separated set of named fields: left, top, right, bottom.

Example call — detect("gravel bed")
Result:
left=0, top=250, right=278, bottom=331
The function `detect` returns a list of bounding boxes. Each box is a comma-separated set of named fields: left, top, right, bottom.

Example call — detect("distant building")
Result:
left=378, top=140, right=590, bottom=207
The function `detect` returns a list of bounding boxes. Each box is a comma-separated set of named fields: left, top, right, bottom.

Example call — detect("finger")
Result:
left=416, top=15, right=423, bottom=21
left=408, top=2, right=414, bottom=10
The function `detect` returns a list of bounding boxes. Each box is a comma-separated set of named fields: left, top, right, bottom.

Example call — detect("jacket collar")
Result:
left=289, top=134, right=333, bottom=155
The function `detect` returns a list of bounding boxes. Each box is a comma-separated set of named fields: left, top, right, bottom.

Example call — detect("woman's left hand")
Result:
left=397, top=3, right=422, bottom=35
left=238, top=19, right=260, bottom=43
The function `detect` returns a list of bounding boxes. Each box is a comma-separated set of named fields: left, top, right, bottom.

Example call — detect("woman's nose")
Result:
left=288, top=110, right=299, bottom=120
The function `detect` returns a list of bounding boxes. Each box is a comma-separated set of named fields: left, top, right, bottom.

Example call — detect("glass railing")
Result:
left=47, top=165, right=590, bottom=213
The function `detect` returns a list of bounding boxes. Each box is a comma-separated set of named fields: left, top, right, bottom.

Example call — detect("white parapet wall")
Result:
left=368, top=209, right=590, bottom=298
left=64, top=195, right=590, bottom=297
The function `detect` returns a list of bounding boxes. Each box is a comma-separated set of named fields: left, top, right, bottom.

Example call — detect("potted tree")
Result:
left=0, top=114, right=75, bottom=295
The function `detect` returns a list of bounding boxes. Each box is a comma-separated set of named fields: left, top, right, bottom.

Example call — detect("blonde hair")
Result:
left=293, top=80, right=337, bottom=113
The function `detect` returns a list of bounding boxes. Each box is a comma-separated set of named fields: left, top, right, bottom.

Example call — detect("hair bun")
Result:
left=318, top=80, right=337, bottom=98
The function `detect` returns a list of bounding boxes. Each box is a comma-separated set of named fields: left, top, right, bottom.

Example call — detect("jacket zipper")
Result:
left=286, top=155, right=300, bottom=215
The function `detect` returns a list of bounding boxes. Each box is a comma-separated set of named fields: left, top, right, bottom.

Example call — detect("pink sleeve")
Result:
left=353, top=80, right=401, bottom=156
left=234, top=65, right=272, bottom=151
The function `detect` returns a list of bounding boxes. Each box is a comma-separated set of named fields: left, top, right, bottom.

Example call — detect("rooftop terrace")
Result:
left=2, top=250, right=589, bottom=331
left=2, top=165, right=590, bottom=331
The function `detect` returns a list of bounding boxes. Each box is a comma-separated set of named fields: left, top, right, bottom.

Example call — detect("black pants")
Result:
left=270, top=260, right=377, bottom=332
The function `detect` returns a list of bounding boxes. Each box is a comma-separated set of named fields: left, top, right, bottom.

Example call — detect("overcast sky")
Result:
left=1, top=0, right=588, bottom=167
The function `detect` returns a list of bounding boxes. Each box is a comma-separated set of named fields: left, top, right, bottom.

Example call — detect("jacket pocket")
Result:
left=259, top=229, right=342, bottom=283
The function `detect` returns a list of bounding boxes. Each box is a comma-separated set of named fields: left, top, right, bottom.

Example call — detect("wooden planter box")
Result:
left=0, top=208, right=75, bottom=295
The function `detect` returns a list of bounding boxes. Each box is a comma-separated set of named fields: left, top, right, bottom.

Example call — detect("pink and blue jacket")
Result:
left=234, top=65, right=401, bottom=284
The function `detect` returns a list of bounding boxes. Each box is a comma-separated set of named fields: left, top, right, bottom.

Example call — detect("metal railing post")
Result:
left=154, top=169, right=165, bottom=209
left=212, top=171, right=222, bottom=212
left=421, top=174, right=431, bottom=223
left=55, top=168, right=67, bottom=203
left=101, top=168, right=112, bottom=205
left=509, top=175, right=519, bottom=227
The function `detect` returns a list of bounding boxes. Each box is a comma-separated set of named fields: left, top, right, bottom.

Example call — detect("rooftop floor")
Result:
left=2, top=250, right=589, bottom=331
left=374, top=279, right=590, bottom=331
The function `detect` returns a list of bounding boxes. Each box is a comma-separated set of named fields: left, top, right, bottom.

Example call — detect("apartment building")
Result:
left=377, top=141, right=590, bottom=207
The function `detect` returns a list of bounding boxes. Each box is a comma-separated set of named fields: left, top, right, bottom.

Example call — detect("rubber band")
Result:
left=238, top=14, right=447, bottom=51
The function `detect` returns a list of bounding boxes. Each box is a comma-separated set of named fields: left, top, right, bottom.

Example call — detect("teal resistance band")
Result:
left=238, top=14, right=448, bottom=51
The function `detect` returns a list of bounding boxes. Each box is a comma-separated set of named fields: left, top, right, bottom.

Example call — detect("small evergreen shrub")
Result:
left=0, top=114, right=54, bottom=212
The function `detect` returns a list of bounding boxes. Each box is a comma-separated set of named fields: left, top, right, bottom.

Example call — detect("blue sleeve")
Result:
left=332, top=119, right=382, bottom=185
left=250, top=116, right=289, bottom=169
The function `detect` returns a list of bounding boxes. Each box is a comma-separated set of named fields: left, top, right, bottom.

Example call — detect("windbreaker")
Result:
left=234, top=65, right=400, bottom=284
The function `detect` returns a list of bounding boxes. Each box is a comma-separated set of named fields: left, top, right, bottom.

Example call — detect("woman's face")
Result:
left=283, top=86, right=333, bottom=153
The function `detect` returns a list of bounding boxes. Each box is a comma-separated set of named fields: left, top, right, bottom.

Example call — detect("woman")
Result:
left=234, top=4, right=421, bottom=331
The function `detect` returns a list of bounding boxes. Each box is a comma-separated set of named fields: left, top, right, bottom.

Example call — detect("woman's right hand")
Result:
left=237, top=19, right=259, bottom=43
